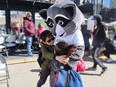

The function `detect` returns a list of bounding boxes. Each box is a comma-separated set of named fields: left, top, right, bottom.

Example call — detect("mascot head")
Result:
left=39, top=0, right=84, bottom=36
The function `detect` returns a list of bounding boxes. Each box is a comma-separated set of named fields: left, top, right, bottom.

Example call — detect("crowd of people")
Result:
left=35, top=0, right=115, bottom=87
left=0, top=0, right=115, bottom=86
left=10, top=12, right=45, bottom=56
left=8, top=0, right=115, bottom=87
left=9, top=11, right=115, bottom=87
left=21, top=3, right=116, bottom=87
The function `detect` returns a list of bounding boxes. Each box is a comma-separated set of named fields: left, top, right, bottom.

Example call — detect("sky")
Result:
left=104, top=0, right=110, bottom=7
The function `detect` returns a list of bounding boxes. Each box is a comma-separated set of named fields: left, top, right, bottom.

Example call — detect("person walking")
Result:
left=23, top=12, right=35, bottom=56
left=86, top=14, right=107, bottom=76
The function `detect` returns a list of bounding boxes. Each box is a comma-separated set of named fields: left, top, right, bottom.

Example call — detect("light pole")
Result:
left=101, top=0, right=104, bottom=10
left=93, top=0, right=97, bottom=15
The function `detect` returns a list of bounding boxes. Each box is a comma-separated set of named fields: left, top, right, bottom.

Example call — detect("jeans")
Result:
left=92, top=47, right=106, bottom=69
left=37, top=71, right=50, bottom=87
left=26, top=36, right=33, bottom=56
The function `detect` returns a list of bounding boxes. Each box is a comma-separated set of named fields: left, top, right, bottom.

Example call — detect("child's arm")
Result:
left=40, top=43, right=56, bottom=60
left=55, top=55, right=69, bottom=64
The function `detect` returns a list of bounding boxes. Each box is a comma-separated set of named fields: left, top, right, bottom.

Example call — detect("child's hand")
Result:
left=56, top=55, right=69, bottom=64
left=63, top=58, right=69, bottom=64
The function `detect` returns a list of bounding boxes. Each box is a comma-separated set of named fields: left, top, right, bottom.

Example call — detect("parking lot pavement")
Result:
left=0, top=55, right=116, bottom=87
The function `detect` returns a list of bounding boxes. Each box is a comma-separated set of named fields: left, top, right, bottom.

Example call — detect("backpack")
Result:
left=37, top=50, right=45, bottom=67
left=52, top=68, right=83, bottom=87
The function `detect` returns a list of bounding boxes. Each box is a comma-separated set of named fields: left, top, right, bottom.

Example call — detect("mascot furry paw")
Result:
left=39, top=0, right=85, bottom=67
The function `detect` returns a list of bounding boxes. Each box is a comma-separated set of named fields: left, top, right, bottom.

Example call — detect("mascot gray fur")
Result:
left=39, top=0, right=85, bottom=68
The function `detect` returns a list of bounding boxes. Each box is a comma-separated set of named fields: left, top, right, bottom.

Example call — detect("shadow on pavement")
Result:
left=83, top=56, right=93, bottom=62
left=80, top=72, right=100, bottom=76
left=30, top=69, right=41, bottom=73
left=102, top=60, right=116, bottom=64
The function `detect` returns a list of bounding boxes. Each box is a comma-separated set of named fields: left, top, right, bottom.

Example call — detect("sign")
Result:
left=87, top=16, right=94, bottom=30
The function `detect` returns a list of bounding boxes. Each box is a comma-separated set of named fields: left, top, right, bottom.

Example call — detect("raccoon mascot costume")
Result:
left=39, top=0, right=85, bottom=86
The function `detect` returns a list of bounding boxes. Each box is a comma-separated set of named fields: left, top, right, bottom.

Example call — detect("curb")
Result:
left=6, top=57, right=37, bottom=65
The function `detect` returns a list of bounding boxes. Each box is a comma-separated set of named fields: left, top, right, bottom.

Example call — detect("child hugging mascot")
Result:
left=39, top=0, right=85, bottom=87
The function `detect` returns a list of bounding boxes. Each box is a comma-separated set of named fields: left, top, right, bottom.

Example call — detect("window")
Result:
left=10, top=11, right=28, bottom=33
left=35, top=12, right=48, bottom=30
left=0, top=10, right=6, bottom=34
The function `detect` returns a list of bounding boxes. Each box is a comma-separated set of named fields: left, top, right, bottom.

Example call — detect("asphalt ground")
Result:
left=0, top=54, right=116, bottom=87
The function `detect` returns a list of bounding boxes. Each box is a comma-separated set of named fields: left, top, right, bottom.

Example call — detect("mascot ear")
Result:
left=63, top=4, right=76, bottom=18
left=39, top=9, right=47, bottom=20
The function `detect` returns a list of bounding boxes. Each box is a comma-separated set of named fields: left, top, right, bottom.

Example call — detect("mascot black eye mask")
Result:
left=39, top=0, right=85, bottom=68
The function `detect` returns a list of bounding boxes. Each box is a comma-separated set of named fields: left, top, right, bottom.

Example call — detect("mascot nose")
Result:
left=55, top=24, right=65, bottom=36
left=50, top=28, right=56, bottom=35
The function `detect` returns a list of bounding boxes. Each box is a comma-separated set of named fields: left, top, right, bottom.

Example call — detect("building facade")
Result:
left=0, top=0, right=52, bottom=34
left=110, top=0, right=116, bottom=8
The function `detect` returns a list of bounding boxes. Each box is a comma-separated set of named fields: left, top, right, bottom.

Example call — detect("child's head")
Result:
left=38, top=23, right=42, bottom=28
left=40, top=30, right=55, bottom=45
left=55, top=41, right=77, bottom=57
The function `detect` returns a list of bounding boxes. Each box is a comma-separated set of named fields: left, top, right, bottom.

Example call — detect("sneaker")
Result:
left=106, top=58, right=113, bottom=63
left=86, top=67, right=97, bottom=71
left=100, top=67, right=107, bottom=76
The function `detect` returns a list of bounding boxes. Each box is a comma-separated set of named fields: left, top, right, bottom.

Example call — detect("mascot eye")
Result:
left=58, top=20, right=64, bottom=26
left=46, top=18, right=54, bottom=28
left=48, top=22, right=54, bottom=27
left=55, top=17, right=71, bottom=27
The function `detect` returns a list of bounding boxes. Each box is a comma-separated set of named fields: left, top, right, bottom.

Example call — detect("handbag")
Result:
left=73, top=59, right=86, bottom=72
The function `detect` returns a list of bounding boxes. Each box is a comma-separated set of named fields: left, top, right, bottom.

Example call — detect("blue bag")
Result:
left=55, top=68, right=83, bottom=87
